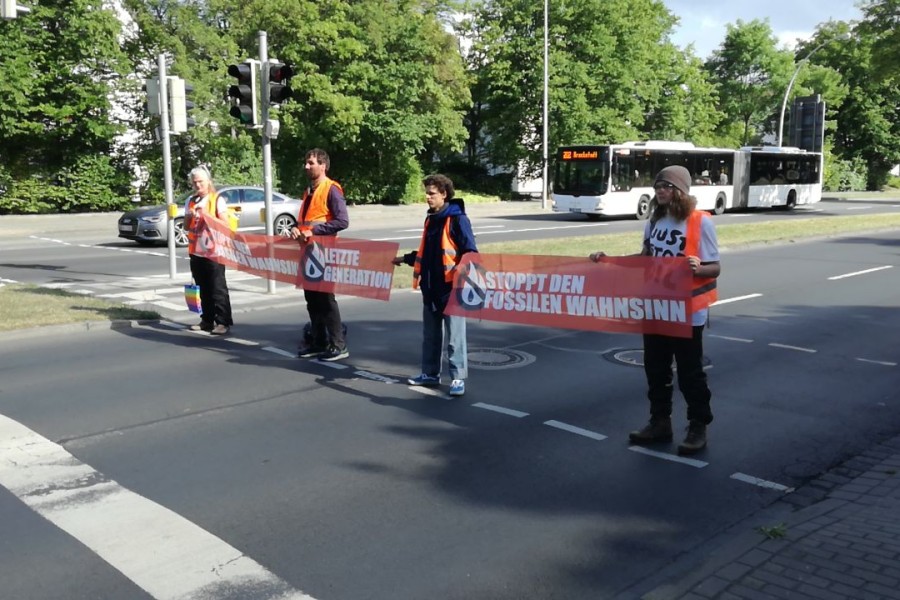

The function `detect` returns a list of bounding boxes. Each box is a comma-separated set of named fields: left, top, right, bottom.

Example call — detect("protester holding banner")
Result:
left=185, top=165, right=233, bottom=335
left=393, top=174, right=478, bottom=397
left=590, top=165, right=720, bottom=455
left=291, top=149, right=351, bottom=361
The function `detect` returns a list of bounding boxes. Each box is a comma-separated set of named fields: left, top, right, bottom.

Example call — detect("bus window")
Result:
left=612, top=155, right=634, bottom=191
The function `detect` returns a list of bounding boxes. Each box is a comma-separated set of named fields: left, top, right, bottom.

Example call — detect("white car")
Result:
left=118, top=185, right=301, bottom=247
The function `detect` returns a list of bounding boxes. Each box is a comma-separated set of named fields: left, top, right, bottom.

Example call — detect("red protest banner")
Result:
left=193, top=215, right=399, bottom=301
left=445, top=253, right=695, bottom=337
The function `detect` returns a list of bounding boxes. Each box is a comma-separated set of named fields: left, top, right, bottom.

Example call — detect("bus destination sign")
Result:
left=561, top=149, right=599, bottom=161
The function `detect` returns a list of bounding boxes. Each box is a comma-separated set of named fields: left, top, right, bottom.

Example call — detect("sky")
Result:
left=663, top=0, right=863, bottom=59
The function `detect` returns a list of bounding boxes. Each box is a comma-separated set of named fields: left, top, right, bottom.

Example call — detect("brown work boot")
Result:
left=628, top=417, right=673, bottom=444
left=677, top=421, right=707, bottom=455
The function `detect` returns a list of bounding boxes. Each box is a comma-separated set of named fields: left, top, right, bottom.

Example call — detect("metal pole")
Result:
left=259, top=31, right=276, bottom=294
left=158, top=54, right=177, bottom=279
left=778, top=40, right=832, bottom=147
left=541, top=0, right=549, bottom=210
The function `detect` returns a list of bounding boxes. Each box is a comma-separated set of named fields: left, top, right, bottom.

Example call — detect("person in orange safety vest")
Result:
left=185, top=165, right=233, bottom=335
left=290, top=148, right=350, bottom=362
left=589, top=165, right=720, bottom=455
left=393, top=174, right=478, bottom=397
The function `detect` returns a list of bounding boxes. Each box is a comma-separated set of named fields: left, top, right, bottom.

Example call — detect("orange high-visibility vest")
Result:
left=186, top=192, right=219, bottom=255
left=413, top=217, right=458, bottom=289
left=685, top=210, right=718, bottom=311
left=299, top=178, right=342, bottom=235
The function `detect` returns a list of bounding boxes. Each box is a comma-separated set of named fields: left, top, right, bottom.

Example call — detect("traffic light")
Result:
left=168, top=77, right=195, bottom=133
left=144, top=78, right=161, bottom=115
left=227, top=61, right=258, bottom=127
left=268, top=62, right=293, bottom=105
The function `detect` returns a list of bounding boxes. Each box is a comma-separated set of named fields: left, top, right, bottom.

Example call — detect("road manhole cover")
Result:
left=603, top=348, right=711, bottom=368
left=468, top=348, right=536, bottom=370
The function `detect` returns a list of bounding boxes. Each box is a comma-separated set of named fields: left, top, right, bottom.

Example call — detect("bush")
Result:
left=823, top=154, right=867, bottom=192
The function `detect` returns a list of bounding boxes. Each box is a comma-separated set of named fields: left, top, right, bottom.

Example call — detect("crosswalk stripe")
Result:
left=0, top=414, right=316, bottom=600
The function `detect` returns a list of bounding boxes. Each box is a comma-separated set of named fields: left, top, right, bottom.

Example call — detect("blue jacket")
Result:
left=401, top=199, right=478, bottom=311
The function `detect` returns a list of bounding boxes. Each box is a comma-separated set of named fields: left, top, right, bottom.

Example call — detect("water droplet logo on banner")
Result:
left=455, top=261, right=488, bottom=311
left=303, top=242, right=327, bottom=282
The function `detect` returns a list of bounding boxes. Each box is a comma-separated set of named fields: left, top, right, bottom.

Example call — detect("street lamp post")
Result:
left=541, top=0, right=549, bottom=210
left=777, top=39, right=836, bottom=147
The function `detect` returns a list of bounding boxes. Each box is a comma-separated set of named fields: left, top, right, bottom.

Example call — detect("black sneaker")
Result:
left=319, top=345, right=349, bottom=362
left=297, top=345, right=326, bottom=359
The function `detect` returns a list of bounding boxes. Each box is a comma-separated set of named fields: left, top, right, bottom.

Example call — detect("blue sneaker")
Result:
left=408, top=373, right=440, bottom=387
left=449, top=379, right=466, bottom=396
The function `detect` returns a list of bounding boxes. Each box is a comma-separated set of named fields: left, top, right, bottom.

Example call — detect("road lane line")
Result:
left=768, top=343, right=817, bottom=353
left=225, top=337, right=258, bottom=346
left=628, top=446, right=708, bottom=468
left=711, top=293, right=762, bottom=306
left=827, top=265, right=892, bottom=280
left=730, top=472, right=794, bottom=492
left=407, top=386, right=449, bottom=399
left=471, top=403, right=530, bottom=418
left=0, top=414, right=316, bottom=600
left=263, top=346, right=297, bottom=358
left=855, top=357, right=897, bottom=367
left=372, top=222, right=607, bottom=241
left=544, top=420, right=608, bottom=441
left=709, top=334, right=754, bottom=343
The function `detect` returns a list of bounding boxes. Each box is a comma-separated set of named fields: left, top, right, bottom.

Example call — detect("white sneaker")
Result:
left=449, top=379, right=466, bottom=396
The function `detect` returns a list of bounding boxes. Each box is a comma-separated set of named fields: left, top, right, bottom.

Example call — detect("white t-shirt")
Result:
left=642, top=213, right=720, bottom=326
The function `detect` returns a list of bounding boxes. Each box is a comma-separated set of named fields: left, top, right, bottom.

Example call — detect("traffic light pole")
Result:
left=259, top=31, right=276, bottom=294
left=157, top=54, right=177, bottom=279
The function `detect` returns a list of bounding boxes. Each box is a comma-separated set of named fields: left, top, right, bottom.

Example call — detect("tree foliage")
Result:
left=705, top=19, right=794, bottom=146
left=462, top=0, right=721, bottom=179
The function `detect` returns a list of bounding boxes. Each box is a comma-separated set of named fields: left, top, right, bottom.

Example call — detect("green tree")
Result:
left=809, top=19, right=900, bottom=189
left=463, top=0, right=715, bottom=180
left=705, top=19, right=794, bottom=146
left=0, top=0, right=133, bottom=212
left=212, top=0, right=470, bottom=203
left=858, top=0, right=900, bottom=81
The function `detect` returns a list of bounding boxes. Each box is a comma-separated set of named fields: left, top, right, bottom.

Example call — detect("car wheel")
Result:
left=636, top=195, right=652, bottom=220
left=713, top=194, right=726, bottom=215
left=782, top=190, right=797, bottom=211
left=173, top=217, right=189, bottom=247
left=274, top=214, right=297, bottom=237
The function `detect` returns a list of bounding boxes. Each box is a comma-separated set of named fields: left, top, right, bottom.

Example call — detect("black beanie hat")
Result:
left=655, top=165, right=691, bottom=195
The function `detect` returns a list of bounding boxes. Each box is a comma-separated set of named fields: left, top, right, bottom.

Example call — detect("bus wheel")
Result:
left=783, top=190, right=797, bottom=211
left=636, top=196, right=651, bottom=220
left=713, top=194, right=726, bottom=215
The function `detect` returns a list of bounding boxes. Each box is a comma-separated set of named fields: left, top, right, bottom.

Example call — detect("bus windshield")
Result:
left=554, top=147, right=609, bottom=196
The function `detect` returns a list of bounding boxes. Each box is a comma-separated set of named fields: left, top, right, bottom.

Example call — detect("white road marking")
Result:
left=709, top=334, right=753, bottom=343
left=627, top=446, right=708, bottom=468
left=0, top=414, right=316, bottom=600
left=313, top=360, right=349, bottom=370
left=844, top=206, right=871, bottom=210
left=544, top=420, right=608, bottom=441
left=471, top=403, right=530, bottom=418
left=263, top=346, right=297, bottom=358
left=712, top=293, right=762, bottom=306
left=730, top=472, right=794, bottom=492
left=224, top=337, right=258, bottom=346
left=828, top=265, right=892, bottom=280
left=855, top=357, right=897, bottom=367
left=407, top=386, right=448, bottom=399
left=768, top=343, right=817, bottom=353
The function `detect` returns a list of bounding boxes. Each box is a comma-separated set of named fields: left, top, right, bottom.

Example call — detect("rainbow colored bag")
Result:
left=184, top=283, right=202, bottom=314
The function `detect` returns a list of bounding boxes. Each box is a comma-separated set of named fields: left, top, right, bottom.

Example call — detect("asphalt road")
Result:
left=1, top=212, right=899, bottom=599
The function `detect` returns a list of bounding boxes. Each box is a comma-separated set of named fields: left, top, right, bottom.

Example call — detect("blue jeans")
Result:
left=421, top=305, right=467, bottom=380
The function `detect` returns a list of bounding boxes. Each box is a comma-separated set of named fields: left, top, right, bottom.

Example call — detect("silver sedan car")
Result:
left=117, top=185, right=301, bottom=247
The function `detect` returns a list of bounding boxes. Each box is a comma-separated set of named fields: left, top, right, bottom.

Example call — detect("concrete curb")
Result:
left=0, top=319, right=158, bottom=342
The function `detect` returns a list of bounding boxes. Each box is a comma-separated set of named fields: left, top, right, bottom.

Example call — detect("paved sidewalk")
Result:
left=642, top=433, right=900, bottom=600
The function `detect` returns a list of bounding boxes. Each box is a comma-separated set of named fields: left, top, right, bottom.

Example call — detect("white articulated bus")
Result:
left=552, top=141, right=822, bottom=220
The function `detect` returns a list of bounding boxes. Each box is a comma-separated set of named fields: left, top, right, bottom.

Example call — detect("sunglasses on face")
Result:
left=653, top=182, right=676, bottom=191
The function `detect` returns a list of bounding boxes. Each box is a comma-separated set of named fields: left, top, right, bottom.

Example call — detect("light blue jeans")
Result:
left=421, top=304, right=467, bottom=380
